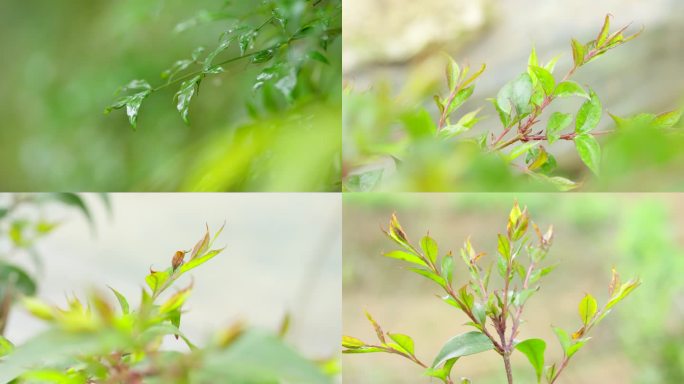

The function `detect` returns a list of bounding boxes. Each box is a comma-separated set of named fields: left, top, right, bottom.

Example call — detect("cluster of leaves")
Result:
left=105, top=0, right=341, bottom=128
left=342, top=203, right=640, bottom=383
left=0, top=225, right=331, bottom=384
left=0, top=193, right=108, bottom=336
left=343, top=15, right=682, bottom=191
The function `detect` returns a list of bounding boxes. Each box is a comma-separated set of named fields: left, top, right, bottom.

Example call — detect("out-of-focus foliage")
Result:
left=0, top=193, right=107, bottom=335
left=0, top=0, right=341, bottom=191
left=617, top=202, right=684, bottom=383
left=0, top=225, right=333, bottom=384
left=343, top=203, right=639, bottom=384
left=343, top=15, right=683, bottom=192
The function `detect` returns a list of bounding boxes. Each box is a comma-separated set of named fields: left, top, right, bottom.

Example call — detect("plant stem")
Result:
left=503, top=352, right=514, bottom=384
left=438, top=84, right=463, bottom=131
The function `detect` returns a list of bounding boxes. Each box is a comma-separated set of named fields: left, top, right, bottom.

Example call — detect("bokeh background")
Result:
left=343, top=0, right=684, bottom=191
left=0, top=0, right=341, bottom=191
left=1, top=193, right=341, bottom=359
left=343, top=194, right=684, bottom=383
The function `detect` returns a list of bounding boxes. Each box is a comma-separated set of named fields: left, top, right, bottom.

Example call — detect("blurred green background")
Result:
left=342, top=0, right=684, bottom=191
left=343, top=194, right=684, bottom=383
left=0, top=0, right=341, bottom=191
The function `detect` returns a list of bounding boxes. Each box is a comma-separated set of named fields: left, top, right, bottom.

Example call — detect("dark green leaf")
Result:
left=432, top=331, right=494, bottom=368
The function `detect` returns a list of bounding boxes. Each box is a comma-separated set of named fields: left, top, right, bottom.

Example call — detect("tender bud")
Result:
left=172, top=250, right=186, bottom=271
left=387, top=213, right=409, bottom=245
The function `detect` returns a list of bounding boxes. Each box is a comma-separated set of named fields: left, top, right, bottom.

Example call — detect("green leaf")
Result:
left=445, top=86, right=474, bottom=115
left=438, top=124, right=470, bottom=139
left=251, top=49, right=275, bottom=64
left=566, top=338, right=589, bottom=358
left=365, top=311, right=386, bottom=343
left=529, top=66, right=555, bottom=95
left=401, top=109, right=437, bottom=138
left=145, top=269, right=171, bottom=293
left=515, top=338, right=546, bottom=383
left=553, top=81, right=589, bottom=99
left=575, top=90, right=602, bottom=133
left=497, top=73, right=533, bottom=116
left=432, top=331, right=494, bottom=368
left=161, top=59, right=193, bottom=81
left=424, top=358, right=458, bottom=382
left=546, top=112, right=573, bottom=144
left=0, top=329, right=131, bottom=383
left=0, top=335, right=14, bottom=357
left=307, top=51, right=330, bottom=65
left=597, top=14, right=611, bottom=47
left=408, top=268, right=447, bottom=287
left=388, top=333, right=415, bottom=355
left=342, top=346, right=387, bottom=354
left=653, top=109, right=682, bottom=128
left=528, top=46, right=538, bottom=67
left=420, top=236, right=438, bottom=265
left=196, top=330, right=329, bottom=384
left=160, top=286, right=192, bottom=314
left=383, top=250, right=429, bottom=268
left=457, top=108, right=483, bottom=128
left=0, top=262, right=37, bottom=297
left=446, top=56, right=460, bottom=90
left=344, top=169, right=383, bottom=192
left=531, top=174, right=579, bottom=191
left=507, top=142, right=539, bottom=162
left=105, top=80, right=153, bottom=128
left=605, top=278, right=641, bottom=311
left=179, top=248, right=224, bottom=274
left=342, top=336, right=366, bottom=349
left=573, top=133, right=601, bottom=175
left=175, top=74, right=203, bottom=124
left=578, top=293, right=598, bottom=325
left=552, top=327, right=571, bottom=354
left=107, top=286, right=129, bottom=314
left=440, top=253, right=454, bottom=285
left=497, top=234, right=511, bottom=260
left=571, top=38, right=586, bottom=66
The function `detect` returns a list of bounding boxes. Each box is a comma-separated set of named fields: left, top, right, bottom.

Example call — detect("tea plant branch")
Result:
left=343, top=203, right=640, bottom=384
left=345, top=15, right=684, bottom=192
left=106, top=0, right=341, bottom=128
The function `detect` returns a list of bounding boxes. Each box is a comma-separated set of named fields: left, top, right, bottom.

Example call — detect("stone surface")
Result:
left=343, top=0, right=490, bottom=72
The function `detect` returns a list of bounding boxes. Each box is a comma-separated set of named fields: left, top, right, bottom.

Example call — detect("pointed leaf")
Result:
left=432, top=331, right=494, bottom=368
left=574, top=133, right=601, bottom=175
left=546, top=112, right=573, bottom=144
left=515, top=338, right=546, bottom=383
